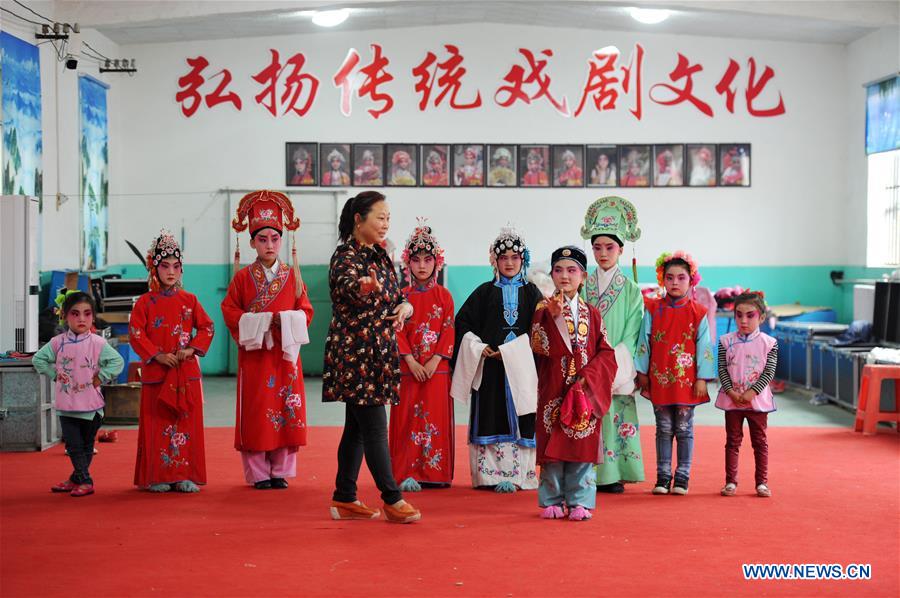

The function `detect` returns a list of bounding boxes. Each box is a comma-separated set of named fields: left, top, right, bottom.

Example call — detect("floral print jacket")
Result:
left=322, top=238, right=405, bottom=406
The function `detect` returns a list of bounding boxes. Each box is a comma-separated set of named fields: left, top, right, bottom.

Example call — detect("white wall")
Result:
left=844, top=26, right=900, bottom=266
left=44, top=22, right=857, bottom=268
left=2, top=9, right=121, bottom=271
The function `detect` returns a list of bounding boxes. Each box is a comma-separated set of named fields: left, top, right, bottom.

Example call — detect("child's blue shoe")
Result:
left=399, top=477, right=422, bottom=492
left=175, top=480, right=200, bottom=493
left=495, top=481, right=517, bottom=493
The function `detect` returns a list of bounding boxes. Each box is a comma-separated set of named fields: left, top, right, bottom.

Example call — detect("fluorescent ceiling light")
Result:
left=629, top=8, right=670, bottom=24
left=312, top=8, right=350, bottom=27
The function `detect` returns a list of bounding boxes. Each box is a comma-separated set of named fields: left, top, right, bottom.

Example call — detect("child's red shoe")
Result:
left=70, top=483, right=94, bottom=497
left=51, top=479, right=77, bottom=493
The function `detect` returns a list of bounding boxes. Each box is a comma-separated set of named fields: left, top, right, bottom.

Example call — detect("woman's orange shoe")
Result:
left=383, top=500, right=421, bottom=524
left=330, top=500, right=381, bottom=520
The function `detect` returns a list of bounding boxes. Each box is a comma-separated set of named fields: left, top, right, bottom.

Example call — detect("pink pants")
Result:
left=241, top=447, right=299, bottom=484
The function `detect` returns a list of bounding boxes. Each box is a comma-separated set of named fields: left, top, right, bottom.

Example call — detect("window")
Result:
left=865, top=76, right=900, bottom=267
left=866, top=150, right=899, bottom=267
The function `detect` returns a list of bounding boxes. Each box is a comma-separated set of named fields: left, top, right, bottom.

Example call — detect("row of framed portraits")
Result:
left=286, top=142, right=752, bottom=188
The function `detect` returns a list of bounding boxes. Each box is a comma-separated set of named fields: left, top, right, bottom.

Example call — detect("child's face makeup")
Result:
left=735, top=304, right=761, bottom=335
left=251, top=229, right=283, bottom=264
left=551, top=260, right=585, bottom=298
left=664, top=265, right=691, bottom=298
left=410, top=252, right=436, bottom=283
left=65, top=302, right=93, bottom=334
left=592, top=236, right=622, bottom=271
left=156, top=257, right=182, bottom=289
left=497, top=250, right=523, bottom=278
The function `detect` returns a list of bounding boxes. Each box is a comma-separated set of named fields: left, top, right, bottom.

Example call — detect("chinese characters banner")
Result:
left=175, top=43, right=786, bottom=121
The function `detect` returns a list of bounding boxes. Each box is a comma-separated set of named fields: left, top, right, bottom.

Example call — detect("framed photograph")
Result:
left=486, top=144, right=517, bottom=187
left=420, top=144, right=451, bottom=187
left=351, top=144, right=385, bottom=187
left=686, top=144, right=717, bottom=187
left=319, top=143, right=351, bottom=187
left=518, top=144, right=550, bottom=187
left=718, top=143, right=751, bottom=186
left=552, top=145, right=585, bottom=187
left=285, top=142, right=317, bottom=186
left=653, top=144, right=685, bottom=187
left=618, top=145, right=651, bottom=187
left=386, top=143, right=418, bottom=186
left=452, top=144, right=485, bottom=187
left=586, top=145, right=618, bottom=187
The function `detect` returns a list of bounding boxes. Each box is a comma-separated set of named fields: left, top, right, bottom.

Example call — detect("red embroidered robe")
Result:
left=389, top=283, right=455, bottom=485
left=530, top=296, right=617, bottom=464
left=129, top=289, right=215, bottom=486
left=221, top=261, right=314, bottom=452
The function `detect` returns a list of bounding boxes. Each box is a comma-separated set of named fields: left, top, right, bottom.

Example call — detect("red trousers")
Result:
left=724, top=410, right=769, bottom=486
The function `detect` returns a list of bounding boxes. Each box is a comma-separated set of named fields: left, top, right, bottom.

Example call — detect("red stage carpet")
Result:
left=1, top=425, right=898, bottom=597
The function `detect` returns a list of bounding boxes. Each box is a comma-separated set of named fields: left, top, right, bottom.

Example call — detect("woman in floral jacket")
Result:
left=323, top=191, right=422, bottom=524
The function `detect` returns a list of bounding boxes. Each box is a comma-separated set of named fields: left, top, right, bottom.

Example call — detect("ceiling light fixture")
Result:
left=312, top=8, right=350, bottom=27
left=629, top=8, right=670, bottom=25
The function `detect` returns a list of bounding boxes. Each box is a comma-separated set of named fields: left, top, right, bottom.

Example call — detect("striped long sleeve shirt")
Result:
left=718, top=341, right=778, bottom=395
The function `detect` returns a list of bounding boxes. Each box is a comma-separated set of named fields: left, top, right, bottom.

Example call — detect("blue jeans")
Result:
left=654, top=405, right=695, bottom=481
left=538, top=461, right=596, bottom=509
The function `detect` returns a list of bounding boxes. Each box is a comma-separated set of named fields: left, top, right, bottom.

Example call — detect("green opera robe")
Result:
left=583, top=264, right=645, bottom=484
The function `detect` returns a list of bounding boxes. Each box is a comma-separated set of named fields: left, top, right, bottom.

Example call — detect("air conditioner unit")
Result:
left=0, top=196, right=40, bottom=352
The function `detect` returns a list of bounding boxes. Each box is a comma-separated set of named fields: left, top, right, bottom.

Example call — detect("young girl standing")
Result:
left=389, top=223, right=455, bottom=491
left=530, top=247, right=617, bottom=521
left=130, top=231, right=215, bottom=492
left=635, top=251, right=716, bottom=495
left=33, top=291, right=124, bottom=497
left=716, top=291, right=778, bottom=498
left=452, top=227, right=543, bottom=492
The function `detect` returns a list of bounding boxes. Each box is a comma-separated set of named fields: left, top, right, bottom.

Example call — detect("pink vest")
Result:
left=715, top=330, right=776, bottom=412
left=51, top=332, right=106, bottom=412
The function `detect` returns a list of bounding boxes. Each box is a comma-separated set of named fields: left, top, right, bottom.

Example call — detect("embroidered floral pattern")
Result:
left=560, top=411, right=598, bottom=440
left=409, top=402, right=443, bottom=472
left=475, top=443, right=523, bottom=480
left=651, top=326, right=697, bottom=389
left=531, top=324, right=550, bottom=356
left=322, top=241, right=402, bottom=406
left=601, top=406, right=643, bottom=465
left=268, top=370, right=304, bottom=431
left=56, top=351, right=100, bottom=395
left=542, top=393, right=598, bottom=440
left=542, top=397, right=563, bottom=433
left=57, top=356, right=75, bottom=394
left=160, top=424, right=189, bottom=467
left=410, top=304, right=445, bottom=361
